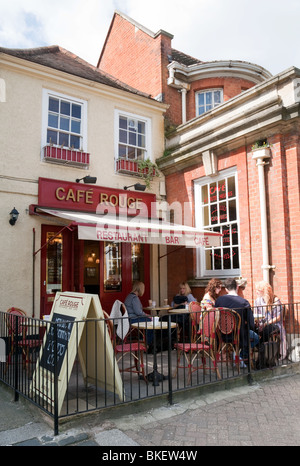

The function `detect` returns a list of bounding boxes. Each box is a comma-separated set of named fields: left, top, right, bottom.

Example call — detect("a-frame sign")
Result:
left=31, top=292, right=123, bottom=416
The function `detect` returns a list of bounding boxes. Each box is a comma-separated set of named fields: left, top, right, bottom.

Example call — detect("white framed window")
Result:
left=196, top=89, right=223, bottom=116
left=42, top=89, right=87, bottom=151
left=194, top=169, right=240, bottom=277
left=115, top=110, right=151, bottom=161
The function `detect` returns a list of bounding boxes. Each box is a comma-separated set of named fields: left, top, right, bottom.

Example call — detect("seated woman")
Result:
left=171, top=282, right=197, bottom=309
left=254, top=281, right=287, bottom=359
left=169, top=282, right=197, bottom=340
left=124, top=281, right=153, bottom=345
left=201, top=278, right=222, bottom=310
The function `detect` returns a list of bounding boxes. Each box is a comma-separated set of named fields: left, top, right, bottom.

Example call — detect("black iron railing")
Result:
left=0, top=303, right=299, bottom=435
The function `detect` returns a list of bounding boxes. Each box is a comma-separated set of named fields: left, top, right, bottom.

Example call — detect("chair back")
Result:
left=6, top=307, right=26, bottom=337
left=200, top=310, right=219, bottom=345
left=218, top=308, right=240, bottom=334
left=188, top=302, right=202, bottom=342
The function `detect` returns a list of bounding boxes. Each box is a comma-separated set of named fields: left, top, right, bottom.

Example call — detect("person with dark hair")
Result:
left=215, top=278, right=258, bottom=364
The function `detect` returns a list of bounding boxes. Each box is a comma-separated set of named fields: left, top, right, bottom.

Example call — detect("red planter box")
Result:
left=43, top=145, right=90, bottom=167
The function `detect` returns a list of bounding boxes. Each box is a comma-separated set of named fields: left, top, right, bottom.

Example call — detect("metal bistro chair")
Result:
left=5, top=307, right=42, bottom=373
left=217, top=307, right=241, bottom=371
left=103, top=310, right=148, bottom=383
left=174, top=303, right=221, bottom=383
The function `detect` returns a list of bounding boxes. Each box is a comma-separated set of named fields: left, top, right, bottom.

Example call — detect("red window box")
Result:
left=43, top=145, right=90, bottom=167
left=115, top=158, right=156, bottom=176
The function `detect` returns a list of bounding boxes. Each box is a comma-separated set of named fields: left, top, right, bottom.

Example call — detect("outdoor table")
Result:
left=143, top=306, right=173, bottom=317
left=131, top=320, right=177, bottom=386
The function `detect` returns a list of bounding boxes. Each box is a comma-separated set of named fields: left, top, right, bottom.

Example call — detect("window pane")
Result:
left=227, top=176, right=236, bottom=198
left=138, top=134, right=145, bottom=148
left=118, top=145, right=127, bottom=157
left=223, top=248, right=231, bottom=269
left=59, top=132, right=69, bottom=147
left=60, top=100, right=70, bottom=116
left=71, top=120, right=81, bottom=134
left=203, top=205, right=210, bottom=226
left=219, top=202, right=227, bottom=223
left=129, top=131, right=137, bottom=146
left=104, top=242, right=122, bottom=292
left=205, top=249, right=213, bottom=270
left=229, top=200, right=237, bottom=221
left=46, top=232, right=62, bottom=294
left=222, top=224, right=231, bottom=246
left=127, top=146, right=136, bottom=159
left=72, top=103, right=81, bottom=119
left=214, top=249, right=222, bottom=269
left=209, top=182, right=217, bottom=203
left=210, top=205, right=218, bottom=225
left=60, top=116, right=70, bottom=131
left=70, top=134, right=80, bottom=149
left=48, top=114, right=58, bottom=128
left=132, top=244, right=144, bottom=282
left=202, top=185, right=208, bottom=204
left=218, top=179, right=226, bottom=201
left=138, top=121, right=145, bottom=134
left=119, top=129, right=127, bottom=143
left=49, top=97, right=59, bottom=113
left=206, top=92, right=212, bottom=105
left=233, top=247, right=240, bottom=268
left=119, top=117, right=127, bottom=129
left=198, top=93, right=204, bottom=106
left=214, top=90, right=222, bottom=105
left=47, top=129, right=57, bottom=145
left=232, top=224, right=238, bottom=245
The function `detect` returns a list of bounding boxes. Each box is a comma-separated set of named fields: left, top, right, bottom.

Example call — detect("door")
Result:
left=40, top=225, right=72, bottom=317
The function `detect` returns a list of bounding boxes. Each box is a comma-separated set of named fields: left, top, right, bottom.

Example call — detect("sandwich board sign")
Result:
left=31, top=292, right=123, bottom=416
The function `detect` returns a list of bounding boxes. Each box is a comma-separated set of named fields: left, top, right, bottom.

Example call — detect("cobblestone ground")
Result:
left=117, top=374, right=300, bottom=446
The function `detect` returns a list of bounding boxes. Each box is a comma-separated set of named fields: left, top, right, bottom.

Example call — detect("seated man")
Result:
left=215, top=278, right=259, bottom=364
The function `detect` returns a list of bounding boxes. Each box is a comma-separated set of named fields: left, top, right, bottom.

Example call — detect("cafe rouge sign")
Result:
left=38, top=178, right=156, bottom=216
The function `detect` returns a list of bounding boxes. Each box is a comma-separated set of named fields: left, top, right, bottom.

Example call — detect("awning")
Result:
left=37, top=208, right=222, bottom=247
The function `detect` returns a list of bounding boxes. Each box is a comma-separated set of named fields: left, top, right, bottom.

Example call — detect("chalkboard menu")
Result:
left=40, top=313, right=75, bottom=374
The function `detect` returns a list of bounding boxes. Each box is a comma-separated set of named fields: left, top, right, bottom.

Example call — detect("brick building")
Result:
left=98, top=10, right=300, bottom=321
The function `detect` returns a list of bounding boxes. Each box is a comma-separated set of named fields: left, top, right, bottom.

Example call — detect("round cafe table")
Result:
left=131, top=320, right=177, bottom=386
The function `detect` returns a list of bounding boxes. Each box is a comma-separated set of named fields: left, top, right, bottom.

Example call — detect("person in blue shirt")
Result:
left=124, top=281, right=153, bottom=345
left=215, top=278, right=259, bottom=364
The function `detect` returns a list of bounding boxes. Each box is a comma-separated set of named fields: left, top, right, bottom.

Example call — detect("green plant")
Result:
left=137, top=159, right=160, bottom=189
left=252, top=139, right=270, bottom=150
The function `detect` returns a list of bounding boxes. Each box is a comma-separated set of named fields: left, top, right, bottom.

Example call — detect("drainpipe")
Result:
left=180, top=88, right=187, bottom=124
left=252, top=148, right=275, bottom=283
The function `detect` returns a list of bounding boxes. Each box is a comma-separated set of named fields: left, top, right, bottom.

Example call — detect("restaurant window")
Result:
left=195, top=170, right=240, bottom=277
left=115, top=110, right=151, bottom=161
left=131, top=244, right=145, bottom=282
left=46, top=232, right=63, bottom=294
left=42, top=89, right=87, bottom=151
left=104, top=242, right=122, bottom=291
left=195, top=89, right=223, bottom=116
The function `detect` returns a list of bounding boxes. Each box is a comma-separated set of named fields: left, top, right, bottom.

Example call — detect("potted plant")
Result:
left=137, top=159, right=160, bottom=189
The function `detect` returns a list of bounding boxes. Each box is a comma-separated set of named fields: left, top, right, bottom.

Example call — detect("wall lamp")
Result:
left=9, top=207, right=19, bottom=226
left=123, top=183, right=146, bottom=191
left=76, top=176, right=97, bottom=184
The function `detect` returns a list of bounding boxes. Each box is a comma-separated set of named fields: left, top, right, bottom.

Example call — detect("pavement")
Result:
left=0, top=366, right=300, bottom=447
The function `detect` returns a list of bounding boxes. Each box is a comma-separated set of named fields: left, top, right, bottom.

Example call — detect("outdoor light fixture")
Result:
left=9, top=207, right=19, bottom=226
left=123, top=183, right=146, bottom=191
left=76, top=176, right=97, bottom=184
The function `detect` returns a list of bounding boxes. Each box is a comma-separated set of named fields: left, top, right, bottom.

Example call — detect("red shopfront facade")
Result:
left=32, top=178, right=156, bottom=318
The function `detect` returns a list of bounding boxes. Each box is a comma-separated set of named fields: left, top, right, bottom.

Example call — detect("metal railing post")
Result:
left=53, top=321, right=59, bottom=436
left=14, top=315, right=19, bottom=402
left=167, top=314, right=173, bottom=405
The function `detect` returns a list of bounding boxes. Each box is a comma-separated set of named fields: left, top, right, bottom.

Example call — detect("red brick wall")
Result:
left=187, top=78, right=255, bottom=125
left=165, top=135, right=300, bottom=313
left=98, top=13, right=172, bottom=101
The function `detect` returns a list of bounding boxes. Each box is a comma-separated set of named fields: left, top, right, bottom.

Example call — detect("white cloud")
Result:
left=0, top=0, right=299, bottom=74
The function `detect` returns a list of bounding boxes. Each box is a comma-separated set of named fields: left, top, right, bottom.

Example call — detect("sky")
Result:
left=0, top=0, right=299, bottom=76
